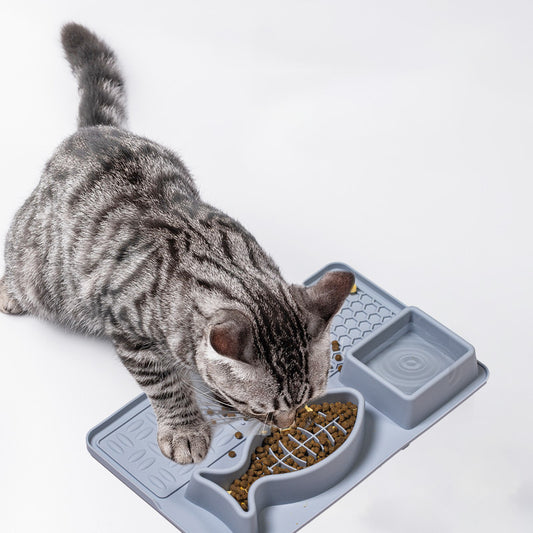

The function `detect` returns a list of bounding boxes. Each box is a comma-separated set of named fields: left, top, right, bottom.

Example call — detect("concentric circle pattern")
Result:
left=366, top=332, right=453, bottom=394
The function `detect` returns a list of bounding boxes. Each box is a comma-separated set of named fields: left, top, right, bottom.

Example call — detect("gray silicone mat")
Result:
left=87, top=262, right=488, bottom=532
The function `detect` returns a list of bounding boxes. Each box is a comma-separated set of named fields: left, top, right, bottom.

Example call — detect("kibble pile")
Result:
left=228, top=400, right=358, bottom=511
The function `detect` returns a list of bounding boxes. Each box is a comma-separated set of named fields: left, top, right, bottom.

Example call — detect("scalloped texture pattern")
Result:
left=329, top=287, right=396, bottom=376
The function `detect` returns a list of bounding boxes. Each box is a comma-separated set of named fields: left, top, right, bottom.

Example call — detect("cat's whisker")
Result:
left=167, top=366, right=237, bottom=410
left=188, top=385, right=226, bottom=404
left=209, top=418, right=248, bottom=427
left=185, top=382, right=237, bottom=410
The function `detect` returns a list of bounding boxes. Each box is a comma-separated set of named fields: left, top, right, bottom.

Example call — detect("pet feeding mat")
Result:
left=87, top=263, right=488, bottom=532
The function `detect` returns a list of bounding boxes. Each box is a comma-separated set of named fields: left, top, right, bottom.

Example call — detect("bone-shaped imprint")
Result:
left=185, top=388, right=365, bottom=533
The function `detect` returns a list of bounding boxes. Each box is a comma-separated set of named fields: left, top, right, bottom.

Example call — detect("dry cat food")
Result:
left=227, top=401, right=358, bottom=511
left=331, top=340, right=340, bottom=351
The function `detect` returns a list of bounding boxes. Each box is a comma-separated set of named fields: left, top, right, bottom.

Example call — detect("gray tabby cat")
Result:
left=0, top=23, right=354, bottom=464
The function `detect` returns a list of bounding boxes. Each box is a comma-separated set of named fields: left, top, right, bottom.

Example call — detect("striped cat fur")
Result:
left=0, top=23, right=354, bottom=463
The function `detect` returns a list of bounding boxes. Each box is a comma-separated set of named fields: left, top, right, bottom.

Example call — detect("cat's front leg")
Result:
left=114, top=340, right=211, bottom=464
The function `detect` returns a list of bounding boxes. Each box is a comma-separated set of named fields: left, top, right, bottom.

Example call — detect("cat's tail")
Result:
left=61, top=23, right=127, bottom=129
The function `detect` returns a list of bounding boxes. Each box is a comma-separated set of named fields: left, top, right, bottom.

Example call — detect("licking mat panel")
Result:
left=98, top=402, right=243, bottom=497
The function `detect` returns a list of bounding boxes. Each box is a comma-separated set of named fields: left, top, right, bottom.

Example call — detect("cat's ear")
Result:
left=209, top=310, right=253, bottom=363
left=292, top=270, right=354, bottom=325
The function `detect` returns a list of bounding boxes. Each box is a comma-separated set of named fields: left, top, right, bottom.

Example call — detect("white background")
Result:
left=1, top=1, right=532, bottom=532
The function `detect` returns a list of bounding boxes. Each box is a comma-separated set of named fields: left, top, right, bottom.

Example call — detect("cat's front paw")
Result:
left=157, top=421, right=212, bottom=464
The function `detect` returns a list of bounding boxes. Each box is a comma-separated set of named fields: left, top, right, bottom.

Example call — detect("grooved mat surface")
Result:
left=99, top=404, right=243, bottom=498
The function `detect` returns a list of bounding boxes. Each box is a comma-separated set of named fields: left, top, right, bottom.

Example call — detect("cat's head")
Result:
left=195, top=270, right=354, bottom=428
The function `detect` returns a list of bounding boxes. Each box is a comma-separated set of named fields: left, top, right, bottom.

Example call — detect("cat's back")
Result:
left=4, top=126, right=199, bottom=331
left=43, top=125, right=198, bottom=209
left=8, top=125, right=200, bottom=273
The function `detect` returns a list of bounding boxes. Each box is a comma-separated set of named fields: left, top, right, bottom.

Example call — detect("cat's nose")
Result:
left=272, top=410, right=296, bottom=429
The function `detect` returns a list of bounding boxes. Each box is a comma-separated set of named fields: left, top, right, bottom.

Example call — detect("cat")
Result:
left=0, top=23, right=354, bottom=464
